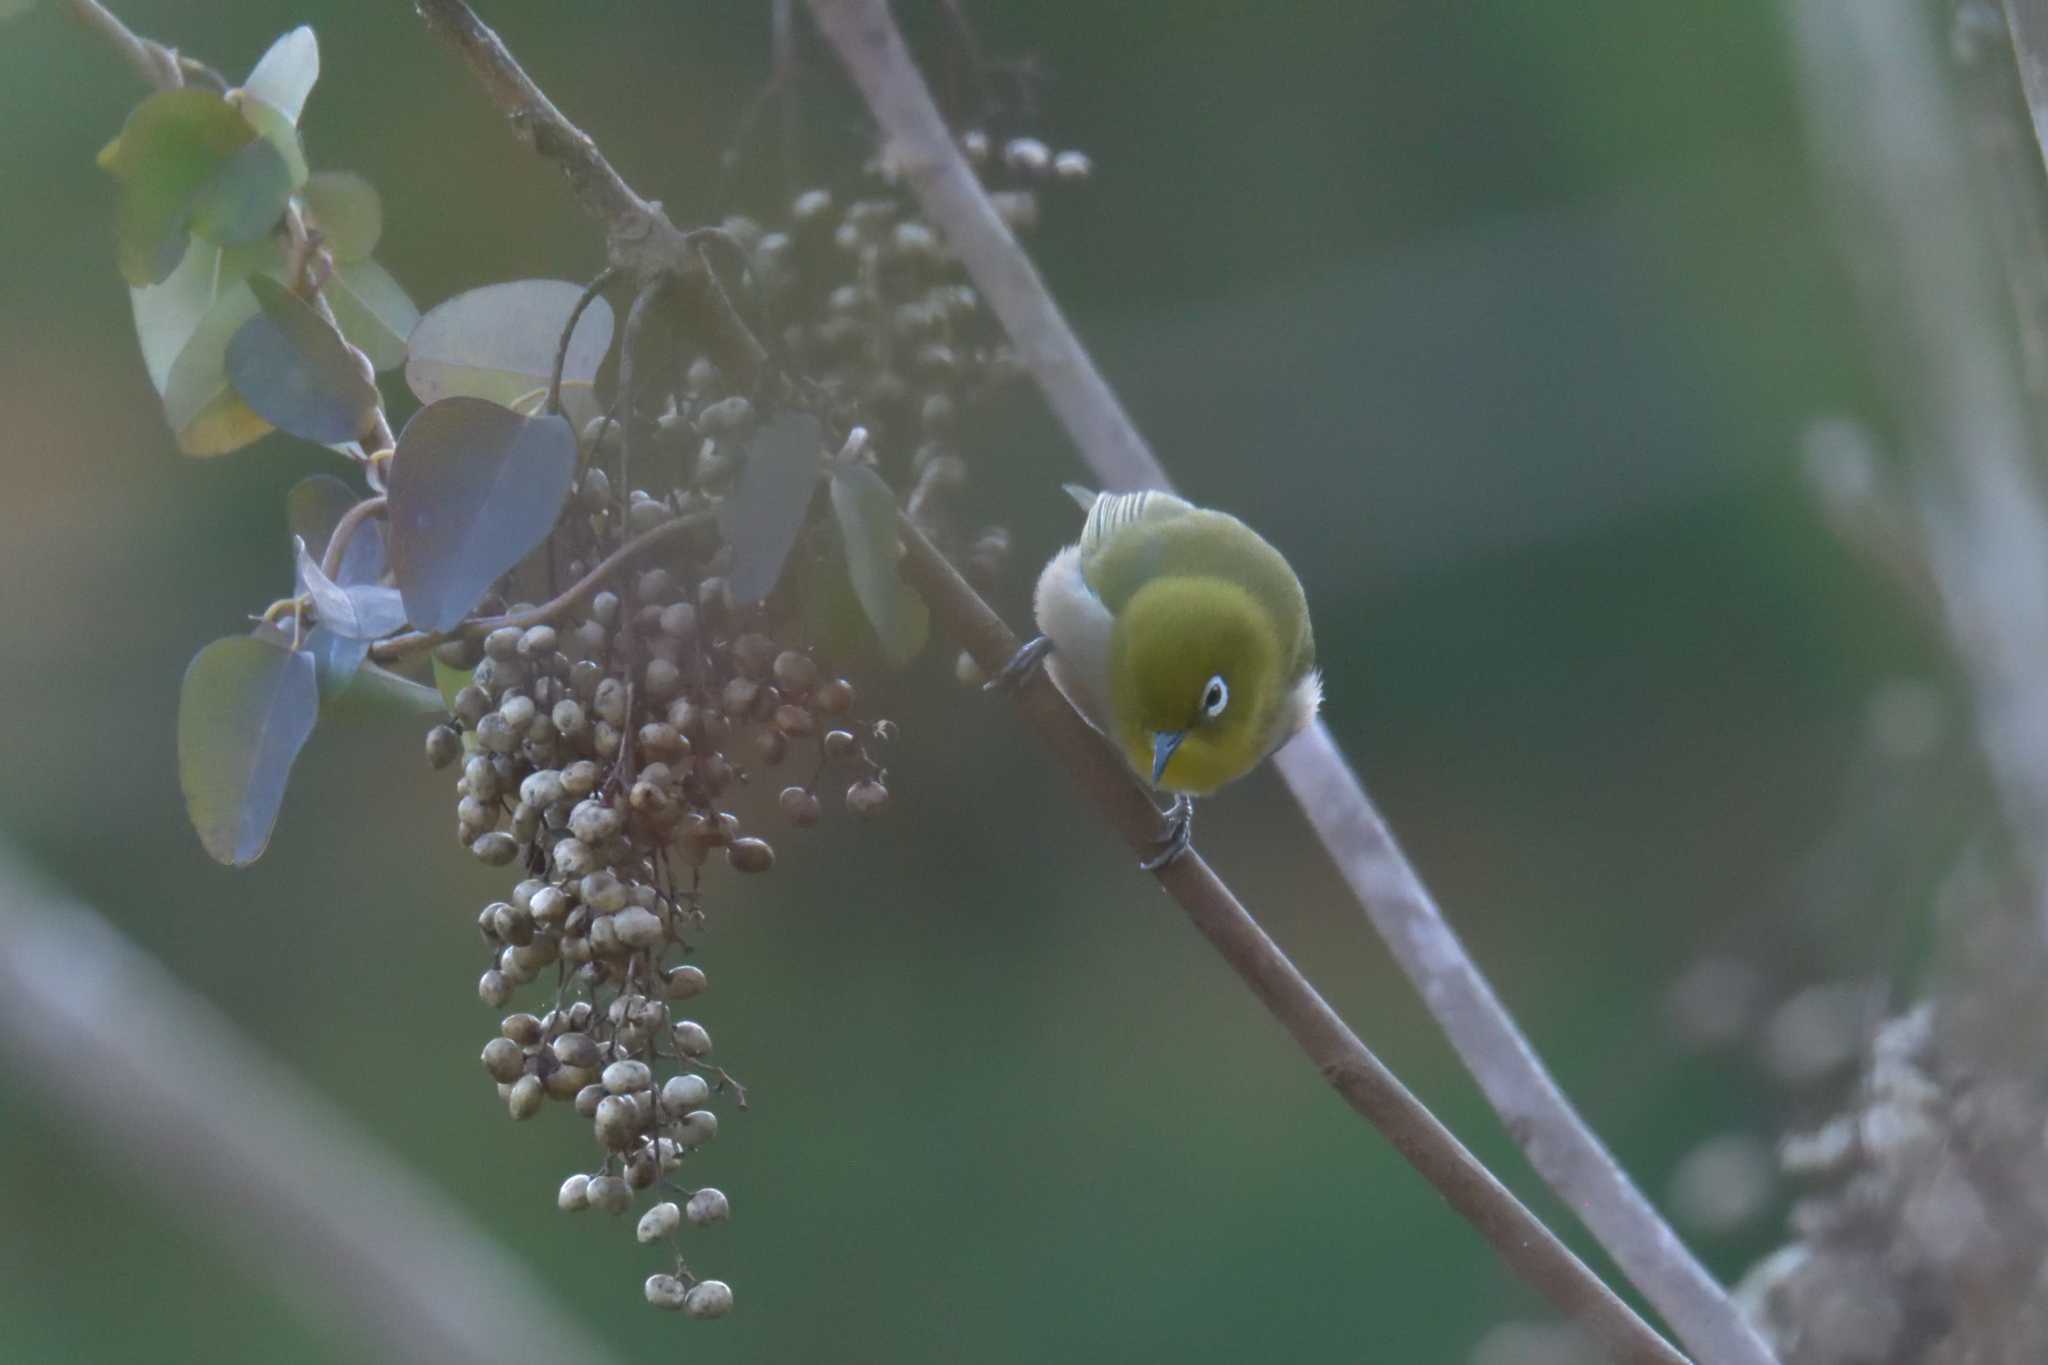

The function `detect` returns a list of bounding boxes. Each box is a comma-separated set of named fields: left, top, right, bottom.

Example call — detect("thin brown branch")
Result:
left=897, top=521, right=1686, bottom=1365
left=0, top=845, right=626, bottom=1365
left=412, top=0, right=692, bottom=281
left=321, top=495, right=388, bottom=584
left=804, top=3, right=1774, bottom=1363
left=369, top=510, right=712, bottom=663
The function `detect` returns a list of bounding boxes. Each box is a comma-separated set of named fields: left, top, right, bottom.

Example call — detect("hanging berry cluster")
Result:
left=106, top=12, right=1094, bottom=1321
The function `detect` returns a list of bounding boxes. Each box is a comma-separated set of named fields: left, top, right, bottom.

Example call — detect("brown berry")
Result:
left=772, top=650, right=819, bottom=693
left=728, top=837, right=775, bottom=873
left=779, top=786, right=821, bottom=827
left=815, top=678, right=856, bottom=714
left=847, top=779, right=890, bottom=818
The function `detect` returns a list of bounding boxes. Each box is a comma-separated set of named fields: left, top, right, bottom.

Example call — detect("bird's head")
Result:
left=1109, top=575, right=1287, bottom=796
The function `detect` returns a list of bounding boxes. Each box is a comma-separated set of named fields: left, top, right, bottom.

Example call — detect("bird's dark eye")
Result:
left=1202, top=675, right=1229, bottom=719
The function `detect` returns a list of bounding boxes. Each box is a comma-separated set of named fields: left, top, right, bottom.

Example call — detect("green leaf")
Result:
left=226, top=275, right=379, bottom=444
left=295, top=535, right=406, bottom=640
left=161, top=274, right=274, bottom=456
left=829, top=464, right=929, bottom=667
left=178, top=634, right=319, bottom=866
left=388, top=397, right=578, bottom=632
left=234, top=95, right=309, bottom=193
left=720, top=412, right=823, bottom=604
left=302, top=171, right=381, bottom=261
left=242, top=27, right=319, bottom=126
left=406, top=279, right=613, bottom=432
left=100, top=88, right=289, bottom=285
left=432, top=654, right=474, bottom=714
left=130, top=237, right=226, bottom=394
left=325, top=258, right=417, bottom=371
left=324, top=663, right=446, bottom=720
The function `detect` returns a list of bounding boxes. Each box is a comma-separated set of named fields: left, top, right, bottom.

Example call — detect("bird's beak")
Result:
left=1151, top=730, right=1186, bottom=786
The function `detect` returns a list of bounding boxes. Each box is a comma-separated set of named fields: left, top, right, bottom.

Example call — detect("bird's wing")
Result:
left=1076, top=488, right=1194, bottom=567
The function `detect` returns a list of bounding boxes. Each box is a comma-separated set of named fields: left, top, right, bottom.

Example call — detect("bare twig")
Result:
left=896, top=522, right=1687, bottom=1365
left=0, top=845, right=625, bottom=1365
left=406, top=3, right=1687, bottom=1358
left=804, top=3, right=1773, bottom=1363
left=412, top=0, right=694, bottom=283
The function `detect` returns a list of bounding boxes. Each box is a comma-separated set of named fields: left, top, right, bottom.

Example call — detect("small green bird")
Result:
left=993, top=485, right=1320, bottom=868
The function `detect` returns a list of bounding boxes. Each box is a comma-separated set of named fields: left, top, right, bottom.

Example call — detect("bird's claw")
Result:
left=984, top=634, right=1054, bottom=692
left=1139, top=793, right=1194, bottom=872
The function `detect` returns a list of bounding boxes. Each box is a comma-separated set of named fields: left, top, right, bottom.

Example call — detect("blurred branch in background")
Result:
left=1736, top=2, right=2048, bottom=1360
left=804, top=3, right=1775, bottom=1363
left=0, top=842, right=623, bottom=1365
left=1792, top=0, right=2048, bottom=933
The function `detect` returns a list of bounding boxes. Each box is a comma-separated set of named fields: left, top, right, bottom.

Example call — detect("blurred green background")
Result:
left=0, top=1, right=1957, bottom=1361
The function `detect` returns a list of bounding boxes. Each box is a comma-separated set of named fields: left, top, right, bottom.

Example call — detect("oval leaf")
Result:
left=179, top=634, right=319, bottom=866
left=721, top=411, right=824, bottom=604
left=406, top=279, right=612, bottom=429
left=289, top=474, right=388, bottom=588
left=325, top=258, right=417, bottom=371
left=324, top=663, right=447, bottom=721
left=302, top=171, right=381, bottom=261
left=100, top=88, right=284, bottom=285
left=234, top=95, right=309, bottom=193
left=294, top=535, right=406, bottom=640
left=432, top=654, right=475, bottom=715
left=829, top=463, right=929, bottom=667
left=242, top=27, right=319, bottom=126
left=388, top=397, right=578, bottom=632
left=227, top=275, right=379, bottom=444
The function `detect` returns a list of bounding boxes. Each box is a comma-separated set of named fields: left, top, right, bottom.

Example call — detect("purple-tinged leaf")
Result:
left=294, top=535, right=406, bottom=640
left=387, top=397, right=577, bottom=632
left=226, top=274, right=379, bottom=445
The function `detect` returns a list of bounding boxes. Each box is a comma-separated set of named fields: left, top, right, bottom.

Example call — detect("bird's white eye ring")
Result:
left=1202, top=675, right=1229, bottom=719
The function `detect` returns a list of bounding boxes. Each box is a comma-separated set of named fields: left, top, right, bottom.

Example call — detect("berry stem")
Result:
left=369, top=510, right=714, bottom=664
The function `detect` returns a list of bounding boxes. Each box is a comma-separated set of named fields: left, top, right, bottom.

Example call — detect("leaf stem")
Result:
left=320, top=495, right=388, bottom=584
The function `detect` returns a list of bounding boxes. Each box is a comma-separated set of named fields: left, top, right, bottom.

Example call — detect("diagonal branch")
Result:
left=895, top=521, right=1686, bottom=1365
left=409, top=2, right=1685, bottom=1359
left=802, top=3, right=1776, bottom=1364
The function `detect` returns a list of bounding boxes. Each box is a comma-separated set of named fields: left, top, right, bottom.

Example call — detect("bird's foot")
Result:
left=1139, top=793, right=1194, bottom=872
left=984, top=634, right=1054, bottom=692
